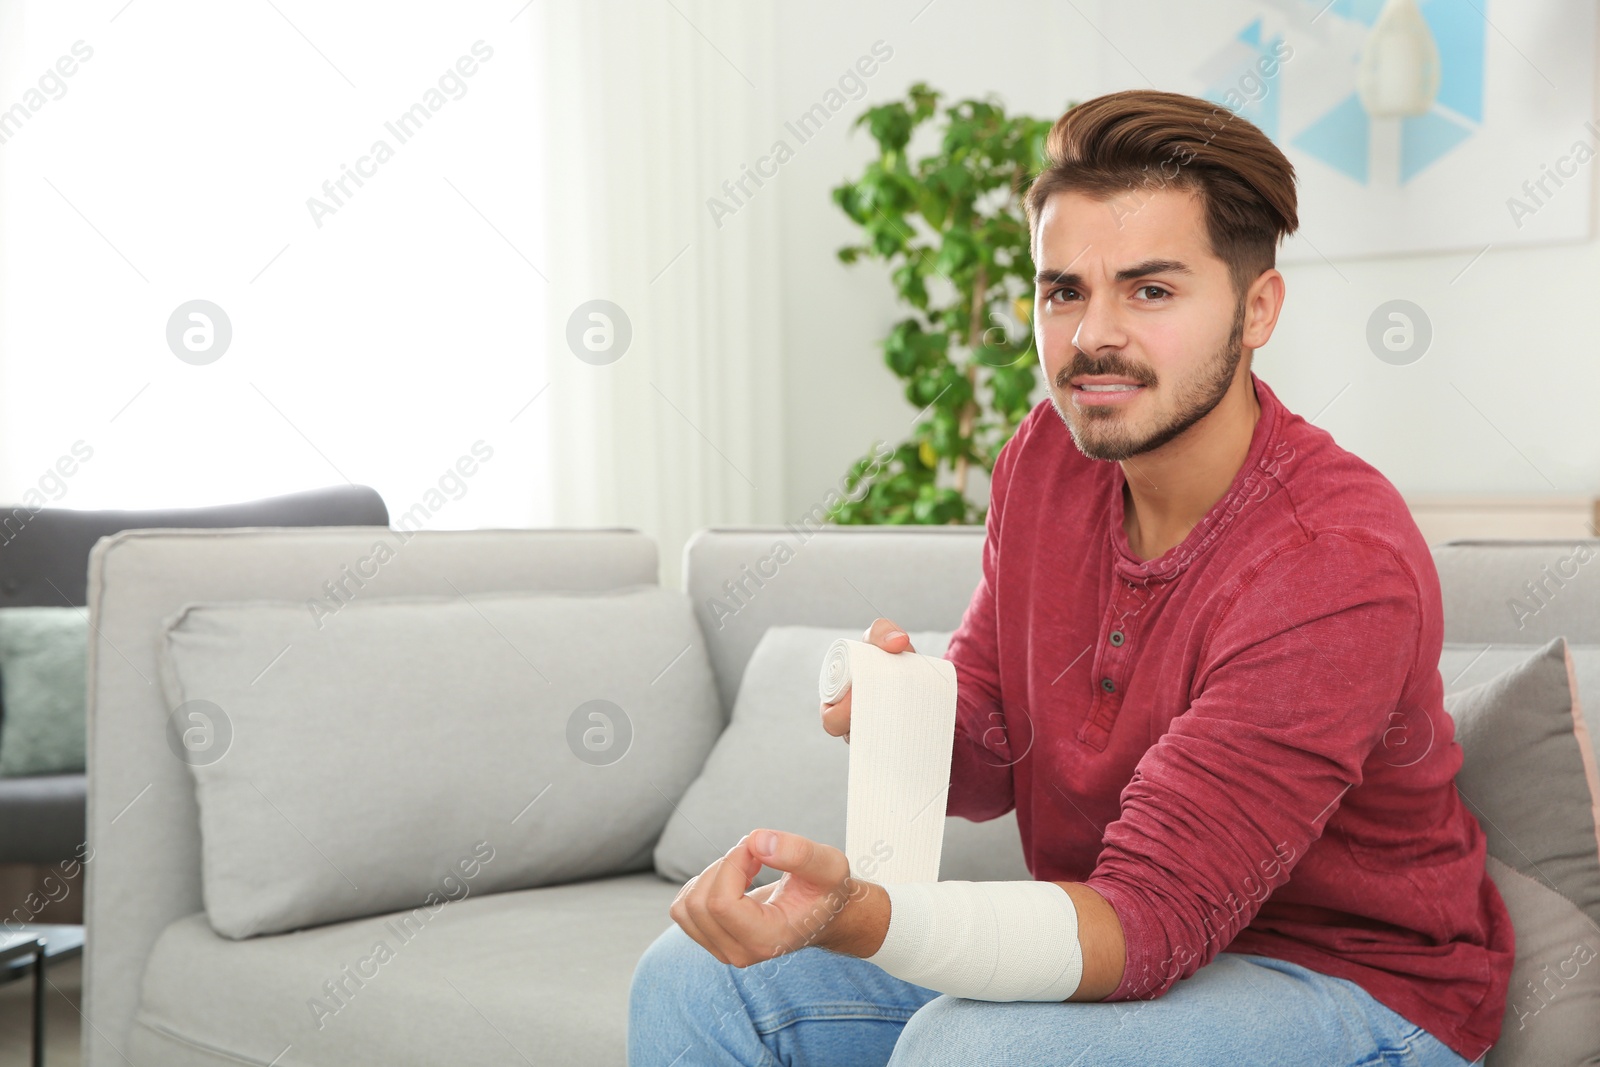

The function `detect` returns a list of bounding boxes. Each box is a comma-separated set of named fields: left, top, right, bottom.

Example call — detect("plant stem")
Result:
left=954, top=263, right=988, bottom=501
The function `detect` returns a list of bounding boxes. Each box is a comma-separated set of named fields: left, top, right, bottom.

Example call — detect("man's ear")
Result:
left=1242, top=269, right=1285, bottom=351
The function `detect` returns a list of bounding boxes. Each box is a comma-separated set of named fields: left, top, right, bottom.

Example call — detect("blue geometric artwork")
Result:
left=1197, top=0, right=1488, bottom=186
left=1100, top=0, right=1593, bottom=257
left=1293, top=92, right=1370, bottom=183
left=1196, top=18, right=1288, bottom=143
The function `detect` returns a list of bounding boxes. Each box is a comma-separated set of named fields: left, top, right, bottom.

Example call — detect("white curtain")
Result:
left=0, top=1, right=784, bottom=587
left=539, top=0, right=785, bottom=590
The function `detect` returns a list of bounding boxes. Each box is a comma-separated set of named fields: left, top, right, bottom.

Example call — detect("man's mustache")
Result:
left=1058, top=355, right=1157, bottom=388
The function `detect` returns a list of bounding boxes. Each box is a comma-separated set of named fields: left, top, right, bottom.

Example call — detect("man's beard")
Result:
left=1049, top=299, right=1248, bottom=462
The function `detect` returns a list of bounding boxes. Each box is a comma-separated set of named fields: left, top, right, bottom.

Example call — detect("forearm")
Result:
left=827, top=878, right=1126, bottom=1002
left=1056, top=882, right=1126, bottom=1000
left=825, top=878, right=891, bottom=958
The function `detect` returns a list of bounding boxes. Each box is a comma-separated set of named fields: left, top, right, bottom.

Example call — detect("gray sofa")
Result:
left=80, top=525, right=1599, bottom=1066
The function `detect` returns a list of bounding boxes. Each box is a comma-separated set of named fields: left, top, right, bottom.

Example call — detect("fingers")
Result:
left=707, top=831, right=844, bottom=959
left=755, top=829, right=845, bottom=883
left=864, top=617, right=914, bottom=654
left=671, top=833, right=857, bottom=967
left=669, top=835, right=772, bottom=967
left=699, top=833, right=781, bottom=963
left=822, top=619, right=912, bottom=743
left=669, top=872, right=717, bottom=954
left=820, top=689, right=852, bottom=740
left=671, top=860, right=742, bottom=965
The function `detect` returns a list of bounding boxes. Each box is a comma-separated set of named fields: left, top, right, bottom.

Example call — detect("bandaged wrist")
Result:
left=864, top=880, right=1083, bottom=1001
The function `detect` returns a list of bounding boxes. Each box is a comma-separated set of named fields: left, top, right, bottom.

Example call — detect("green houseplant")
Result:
left=826, top=83, right=1067, bottom=524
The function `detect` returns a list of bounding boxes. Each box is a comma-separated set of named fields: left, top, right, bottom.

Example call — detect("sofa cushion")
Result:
left=159, top=587, right=721, bottom=938
left=1442, top=640, right=1600, bottom=766
left=1440, top=637, right=1600, bottom=1064
left=0, top=606, right=88, bottom=777
left=128, top=872, right=679, bottom=1067
left=653, top=624, right=1029, bottom=888
left=1484, top=855, right=1600, bottom=1067
left=1442, top=638, right=1600, bottom=930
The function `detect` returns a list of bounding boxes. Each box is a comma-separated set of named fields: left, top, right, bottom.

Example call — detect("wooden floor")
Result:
left=0, top=953, right=81, bottom=1066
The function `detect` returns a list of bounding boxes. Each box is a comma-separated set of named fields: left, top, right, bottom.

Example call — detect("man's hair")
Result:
left=1024, top=90, right=1299, bottom=301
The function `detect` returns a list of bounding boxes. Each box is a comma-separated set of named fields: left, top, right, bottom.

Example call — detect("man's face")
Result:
left=1032, top=187, right=1249, bottom=462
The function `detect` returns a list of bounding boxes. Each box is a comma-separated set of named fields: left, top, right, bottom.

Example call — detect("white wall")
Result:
left=772, top=0, right=1095, bottom=521
left=2, top=1, right=1593, bottom=553
left=772, top=0, right=1600, bottom=521
left=1260, top=235, right=1600, bottom=495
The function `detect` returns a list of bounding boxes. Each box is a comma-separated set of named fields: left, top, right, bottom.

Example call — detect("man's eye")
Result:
left=1138, top=285, right=1169, bottom=300
left=1047, top=287, right=1078, bottom=303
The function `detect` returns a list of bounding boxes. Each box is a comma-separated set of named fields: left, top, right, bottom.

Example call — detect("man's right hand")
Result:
left=819, top=618, right=915, bottom=745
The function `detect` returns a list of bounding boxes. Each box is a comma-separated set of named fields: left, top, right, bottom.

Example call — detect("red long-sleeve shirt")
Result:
left=944, top=371, right=1514, bottom=1061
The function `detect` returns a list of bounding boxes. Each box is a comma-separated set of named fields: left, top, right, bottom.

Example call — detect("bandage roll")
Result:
left=818, top=637, right=958, bottom=885
left=818, top=638, right=857, bottom=706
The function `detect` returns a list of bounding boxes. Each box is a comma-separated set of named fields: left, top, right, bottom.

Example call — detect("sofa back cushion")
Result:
left=160, top=586, right=721, bottom=939
left=683, top=527, right=988, bottom=718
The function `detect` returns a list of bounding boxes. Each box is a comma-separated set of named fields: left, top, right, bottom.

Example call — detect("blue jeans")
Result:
left=627, top=923, right=1478, bottom=1066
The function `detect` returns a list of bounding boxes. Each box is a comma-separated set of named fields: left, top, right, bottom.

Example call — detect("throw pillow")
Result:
left=1444, top=637, right=1600, bottom=928
left=0, top=607, right=88, bottom=777
left=1484, top=855, right=1600, bottom=1066
left=1441, top=640, right=1600, bottom=789
left=159, top=585, right=722, bottom=939
left=1442, top=637, right=1600, bottom=1064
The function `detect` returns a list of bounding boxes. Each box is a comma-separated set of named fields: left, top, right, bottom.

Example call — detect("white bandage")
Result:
left=864, top=880, right=1084, bottom=1001
left=818, top=637, right=957, bottom=884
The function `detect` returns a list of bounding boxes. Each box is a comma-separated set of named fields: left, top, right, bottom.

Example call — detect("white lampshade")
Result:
left=1356, top=0, right=1441, bottom=118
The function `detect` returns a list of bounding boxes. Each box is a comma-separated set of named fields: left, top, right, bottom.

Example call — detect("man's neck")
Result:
left=1120, top=374, right=1262, bottom=562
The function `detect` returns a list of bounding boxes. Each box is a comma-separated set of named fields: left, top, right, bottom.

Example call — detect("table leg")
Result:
left=32, top=939, right=45, bottom=1067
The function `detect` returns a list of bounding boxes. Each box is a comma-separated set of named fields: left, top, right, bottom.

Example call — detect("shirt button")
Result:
left=1100, top=677, right=1116, bottom=692
left=1109, top=630, right=1125, bottom=646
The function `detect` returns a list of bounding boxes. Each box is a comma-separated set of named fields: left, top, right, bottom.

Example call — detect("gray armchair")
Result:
left=0, top=484, right=389, bottom=865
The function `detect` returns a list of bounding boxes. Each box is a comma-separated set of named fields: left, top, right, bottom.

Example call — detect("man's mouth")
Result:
left=1069, top=377, right=1147, bottom=406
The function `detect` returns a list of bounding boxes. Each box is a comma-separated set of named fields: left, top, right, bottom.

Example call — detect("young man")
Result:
left=629, top=89, right=1513, bottom=1066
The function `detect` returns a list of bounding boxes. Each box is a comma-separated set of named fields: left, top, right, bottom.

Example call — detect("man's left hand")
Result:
left=669, top=829, right=887, bottom=966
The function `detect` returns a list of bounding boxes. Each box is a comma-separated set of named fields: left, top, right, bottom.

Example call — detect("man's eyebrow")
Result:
left=1034, top=259, right=1195, bottom=287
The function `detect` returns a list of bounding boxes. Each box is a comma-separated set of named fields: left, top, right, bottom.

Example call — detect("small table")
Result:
left=0, top=924, right=84, bottom=1067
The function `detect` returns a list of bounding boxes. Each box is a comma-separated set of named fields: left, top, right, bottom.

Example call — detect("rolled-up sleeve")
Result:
left=1083, top=532, right=1422, bottom=1001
